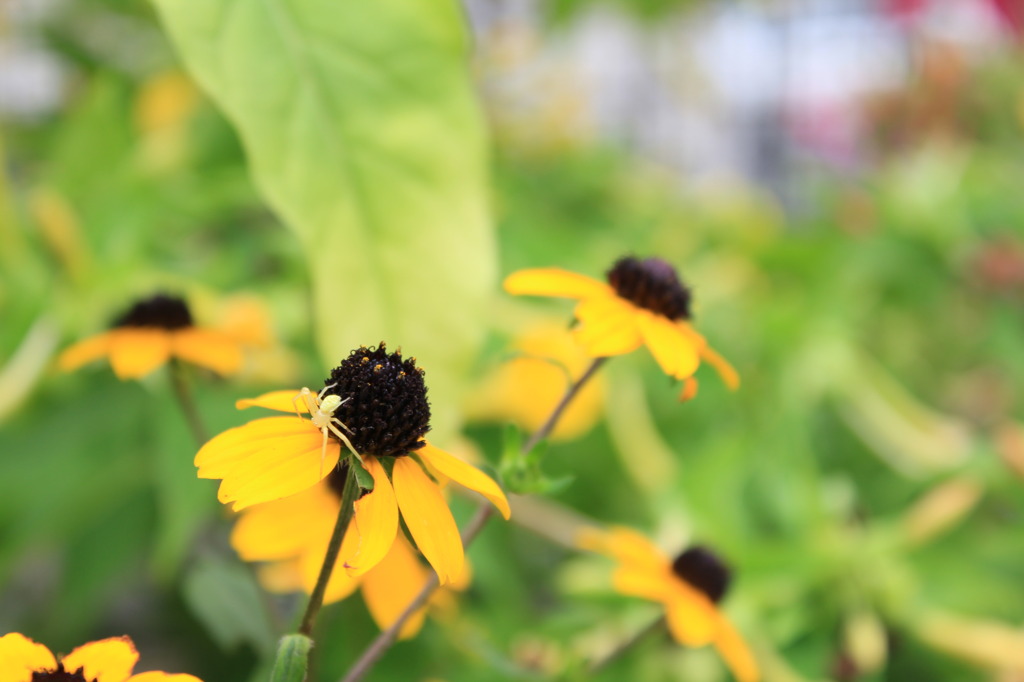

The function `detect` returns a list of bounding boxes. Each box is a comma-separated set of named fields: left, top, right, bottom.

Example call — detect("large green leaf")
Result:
left=153, top=0, right=495, bottom=429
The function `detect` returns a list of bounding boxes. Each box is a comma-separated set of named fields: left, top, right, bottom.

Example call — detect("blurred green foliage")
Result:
left=1, top=2, right=1023, bottom=682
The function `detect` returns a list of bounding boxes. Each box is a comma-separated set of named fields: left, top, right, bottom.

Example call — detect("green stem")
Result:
left=169, top=360, right=208, bottom=446
left=299, top=462, right=359, bottom=636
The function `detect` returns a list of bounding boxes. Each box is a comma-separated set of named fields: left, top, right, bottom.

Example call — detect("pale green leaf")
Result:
left=153, top=0, right=495, bottom=431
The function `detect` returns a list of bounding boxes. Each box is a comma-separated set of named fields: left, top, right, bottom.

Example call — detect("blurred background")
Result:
left=1, top=0, right=1023, bottom=681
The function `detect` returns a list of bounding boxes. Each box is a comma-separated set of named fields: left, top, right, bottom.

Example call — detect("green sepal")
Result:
left=270, top=634, right=313, bottom=682
left=499, top=425, right=570, bottom=495
left=348, top=454, right=375, bottom=492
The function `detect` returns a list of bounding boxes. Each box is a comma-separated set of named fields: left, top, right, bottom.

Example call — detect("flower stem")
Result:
left=338, top=357, right=607, bottom=682
left=169, top=360, right=208, bottom=446
left=299, top=463, right=359, bottom=636
left=522, top=358, right=605, bottom=453
left=588, top=615, right=667, bottom=673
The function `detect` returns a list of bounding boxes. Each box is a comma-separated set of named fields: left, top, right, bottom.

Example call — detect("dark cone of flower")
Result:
left=671, top=546, right=732, bottom=604
left=31, top=664, right=91, bottom=682
left=113, top=294, right=193, bottom=329
left=606, top=256, right=692, bottom=320
left=323, top=343, right=430, bottom=458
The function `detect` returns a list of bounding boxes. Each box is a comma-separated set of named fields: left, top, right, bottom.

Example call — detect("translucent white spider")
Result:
left=293, top=383, right=357, bottom=477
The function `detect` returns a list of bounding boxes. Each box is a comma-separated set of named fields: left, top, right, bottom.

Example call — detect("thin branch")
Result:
left=169, top=360, right=208, bottom=446
left=588, top=615, right=667, bottom=673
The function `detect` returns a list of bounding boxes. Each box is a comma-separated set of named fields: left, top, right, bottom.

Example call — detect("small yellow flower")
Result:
left=232, top=466, right=470, bottom=639
left=196, top=343, right=510, bottom=584
left=58, top=294, right=244, bottom=379
left=467, top=322, right=604, bottom=440
left=504, top=257, right=738, bottom=397
left=580, top=527, right=759, bottom=682
left=0, top=633, right=201, bottom=682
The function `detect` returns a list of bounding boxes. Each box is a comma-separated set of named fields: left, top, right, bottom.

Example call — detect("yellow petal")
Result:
left=61, top=637, right=138, bottom=682
left=108, top=329, right=173, bottom=378
left=195, top=416, right=322, bottom=478
left=573, top=296, right=643, bottom=357
left=235, top=390, right=308, bottom=413
left=612, top=565, right=673, bottom=602
left=196, top=416, right=340, bottom=510
left=417, top=443, right=511, bottom=520
left=714, top=617, right=760, bottom=682
left=636, top=312, right=701, bottom=380
left=664, top=582, right=719, bottom=646
left=343, top=456, right=399, bottom=577
left=57, top=331, right=114, bottom=373
left=299, top=527, right=361, bottom=604
left=0, top=633, right=56, bottom=682
left=127, top=673, right=203, bottom=682
left=257, top=559, right=305, bottom=594
left=171, top=327, right=243, bottom=375
left=503, top=268, right=612, bottom=300
left=678, top=377, right=699, bottom=402
left=391, top=457, right=464, bottom=585
left=230, top=484, right=338, bottom=561
left=701, top=344, right=740, bottom=390
left=361, top=537, right=429, bottom=639
left=582, top=526, right=669, bottom=572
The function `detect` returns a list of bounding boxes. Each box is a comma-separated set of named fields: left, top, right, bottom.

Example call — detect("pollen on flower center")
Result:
left=322, top=342, right=431, bottom=458
left=606, top=256, right=692, bottom=320
left=113, top=294, right=193, bottom=329
left=671, top=546, right=732, bottom=603
left=31, top=664, right=93, bottom=682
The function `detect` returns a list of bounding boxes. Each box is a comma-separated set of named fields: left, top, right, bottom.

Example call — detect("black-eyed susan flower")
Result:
left=0, top=633, right=201, bottom=682
left=467, top=321, right=605, bottom=441
left=232, top=463, right=470, bottom=639
left=580, top=527, right=759, bottom=682
left=58, top=294, right=243, bottom=379
left=504, top=257, right=738, bottom=398
left=196, top=343, right=510, bottom=585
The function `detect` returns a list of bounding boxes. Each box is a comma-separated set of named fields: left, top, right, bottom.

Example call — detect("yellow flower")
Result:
left=467, top=321, right=605, bottom=441
left=504, top=257, right=738, bottom=397
left=196, top=343, right=510, bottom=584
left=232, top=466, right=470, bottom=639
left=0, top=633, right=201, bottom=682
left=580, top=527, right=759, bottom=682
left=58, top=294, right=244, bottom=379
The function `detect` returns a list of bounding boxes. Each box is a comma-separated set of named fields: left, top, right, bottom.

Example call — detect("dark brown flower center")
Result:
left=671, top=546, right=731, bottom=603
left=113, top=294, right=193, bottom=329
left=322, top=343, right=430, bottom=458
left=606, top=256, right=692, bottom=320
left=31, top=663, right=93, bottom=682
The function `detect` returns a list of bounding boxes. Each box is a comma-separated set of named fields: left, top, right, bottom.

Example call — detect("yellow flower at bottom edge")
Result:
left=467, top=321, right=605, bottom=441
left=579, top=527, right=759, bottom=682
left=504, top=256, right=738, bottom=399
left=58, top=294, right=243, bottom=379
left=0, top=633, right=201, bottom=682
left=195, top=343, right=510, bottom=585
left=233, top=466, right=471, bottom=639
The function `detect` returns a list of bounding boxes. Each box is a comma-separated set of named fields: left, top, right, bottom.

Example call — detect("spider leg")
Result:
left=291, top=388, right=309, bottom=420
left=330, top=414, right=353, bottom=434
left=301, top=390, right=320, bottom=417
left=327, top=421, right=358, bottom=457
left=318, top=382, right=338, bottom=401
left=320, top=426, right=329, bottom=479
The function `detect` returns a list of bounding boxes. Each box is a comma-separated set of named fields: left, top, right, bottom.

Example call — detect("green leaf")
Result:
left=271, top=634, right=313, bottom=682
left=349, top=455, right=375, bottom=492
left=153, top=0, right=495, bottom=432
left=182, top=556, right=277, bottom=657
